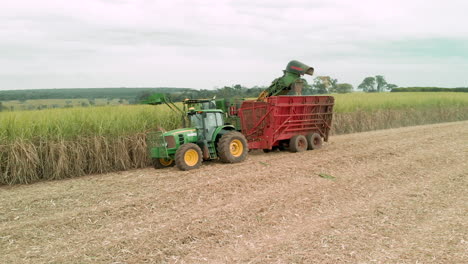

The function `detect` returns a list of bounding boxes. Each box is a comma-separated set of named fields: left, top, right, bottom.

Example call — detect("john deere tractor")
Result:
left=147, top=99, right=248, bottom=171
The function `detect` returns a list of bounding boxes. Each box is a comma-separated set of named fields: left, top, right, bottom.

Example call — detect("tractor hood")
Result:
left=163, top=128, right=197, bottom=137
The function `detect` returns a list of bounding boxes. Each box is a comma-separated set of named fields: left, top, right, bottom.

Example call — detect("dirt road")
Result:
left=1, top=121, right=467, bottom=263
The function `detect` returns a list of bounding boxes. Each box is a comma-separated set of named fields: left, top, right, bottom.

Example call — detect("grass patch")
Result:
left=318, top=173, right=335, bottom=180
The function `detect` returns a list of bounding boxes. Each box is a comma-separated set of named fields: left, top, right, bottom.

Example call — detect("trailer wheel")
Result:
left=175, top=143, right=203, bottom=171
left=289, top=135, right=307, bottom=152
left=306, top=133, right=323, bottom=150
left=217, top=131, right=248, bottom=163
left=152, top=158, right=175, bottom=169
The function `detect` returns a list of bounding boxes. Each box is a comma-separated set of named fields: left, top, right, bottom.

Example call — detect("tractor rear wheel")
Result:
left=175, top=143, right=203, bottom=171
left=306, top=133, right=323, bottom=150
left=152, top=158, right=175, bottom=169
left=217, top=131, right=248, bottom=163
left=289, top=135, right=307, bottom=152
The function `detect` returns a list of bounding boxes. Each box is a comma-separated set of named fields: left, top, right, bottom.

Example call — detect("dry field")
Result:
left=1, top=121, right=467, bottom=263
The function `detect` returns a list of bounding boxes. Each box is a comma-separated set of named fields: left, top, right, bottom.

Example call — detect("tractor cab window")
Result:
left=189, top=113, right=204, bottom=128
left=189, top=112, right=224, bottom=141
left=204, top=112, right=223, bottom=141
left=204, top=112, right=223, bottom=128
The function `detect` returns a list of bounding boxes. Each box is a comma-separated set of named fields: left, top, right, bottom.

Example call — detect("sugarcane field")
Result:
left=1, top=1, right=468, bottom=263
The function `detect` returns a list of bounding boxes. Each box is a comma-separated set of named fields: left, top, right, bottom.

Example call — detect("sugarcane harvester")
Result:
left=146, top=60, right=334, bottom=171
left=257, top=60, right=314, bottom=101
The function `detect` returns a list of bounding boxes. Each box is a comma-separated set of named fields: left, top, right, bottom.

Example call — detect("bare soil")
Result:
left=1, top=121, right=467, bottom=263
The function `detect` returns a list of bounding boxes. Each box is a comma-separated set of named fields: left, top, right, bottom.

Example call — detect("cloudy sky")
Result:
left=1, top=0, right=467, bottom=90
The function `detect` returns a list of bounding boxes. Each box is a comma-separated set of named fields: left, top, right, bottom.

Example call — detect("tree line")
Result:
left=147, top=75, right=397, bottom=101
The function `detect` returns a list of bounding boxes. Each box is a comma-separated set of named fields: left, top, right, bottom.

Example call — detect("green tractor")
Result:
left=146, top=99, right=248, bottom=171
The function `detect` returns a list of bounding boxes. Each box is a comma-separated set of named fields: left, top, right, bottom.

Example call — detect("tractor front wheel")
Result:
left=217, top=131, right=248, bottom=163
left=152, top=158, right=175, bottom=169
left=289, top=135, right=307, bottom=152
left=175, top=143, right=203, bottom=171
left=306, top=133, right=323, bottom=150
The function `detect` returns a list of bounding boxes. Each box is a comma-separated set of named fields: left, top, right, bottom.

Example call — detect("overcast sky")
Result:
left=1, top=0, right=467, bottom=90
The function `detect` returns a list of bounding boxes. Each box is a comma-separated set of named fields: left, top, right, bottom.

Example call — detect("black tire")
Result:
left=175, top=143, right=203, bottom=171
left=152, top=158, right=175, bottom=169
left=289, top=135, right=307, bottom=152
left=306, top=133, right=323, bottom=150
left=217, top=131, right=249, bottom=163
left=263, top=149, right=271, bottom=153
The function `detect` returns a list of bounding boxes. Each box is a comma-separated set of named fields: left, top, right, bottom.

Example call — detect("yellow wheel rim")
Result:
left=159, top=158, right=173, bottom=166
left=230, top=139, right=244, bottom=157
left=184, top=149, right=199, bottom=167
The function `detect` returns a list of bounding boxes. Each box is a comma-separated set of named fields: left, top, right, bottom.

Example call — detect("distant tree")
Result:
left=243, top=86, right=265, bottom=97
left=386, top=83, right=398, bottom=90
left=375, top=75, right=387, bottom=92
left=358, top=77, right=377, bottom=92
left=313, top=76, right=337, bottom=94
left=217, top=86, right=236, bottom=98
left=302, top=82, right=314, bottom=95
left=333, top=83, right=354, bottom=93
left=359, top=75, right=397, bottom=92
left=329, top=78, right=338, bottom=92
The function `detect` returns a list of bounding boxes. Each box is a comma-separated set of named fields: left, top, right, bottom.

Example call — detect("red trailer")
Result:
left=237, top=96, right=334, bottom=151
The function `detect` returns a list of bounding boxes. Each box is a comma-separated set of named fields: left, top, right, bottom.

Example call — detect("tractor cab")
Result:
left=188, top=109, right=224, bottom=142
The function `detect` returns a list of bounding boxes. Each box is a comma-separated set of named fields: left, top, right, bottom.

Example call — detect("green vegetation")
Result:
left=391, top=87, right=468, bottom=92
left=4, top=92, right=465, bottom=141
left=1, top=92, right=467, bottom=184
left=0, top=105, right=179, bottom=141
left=332, top=92, right=468, bottom=112
left=318, top=173, right=335, bottom=180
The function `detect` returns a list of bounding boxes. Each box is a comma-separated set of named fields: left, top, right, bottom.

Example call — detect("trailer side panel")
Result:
left=238, top=96, right=334, bottom=150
